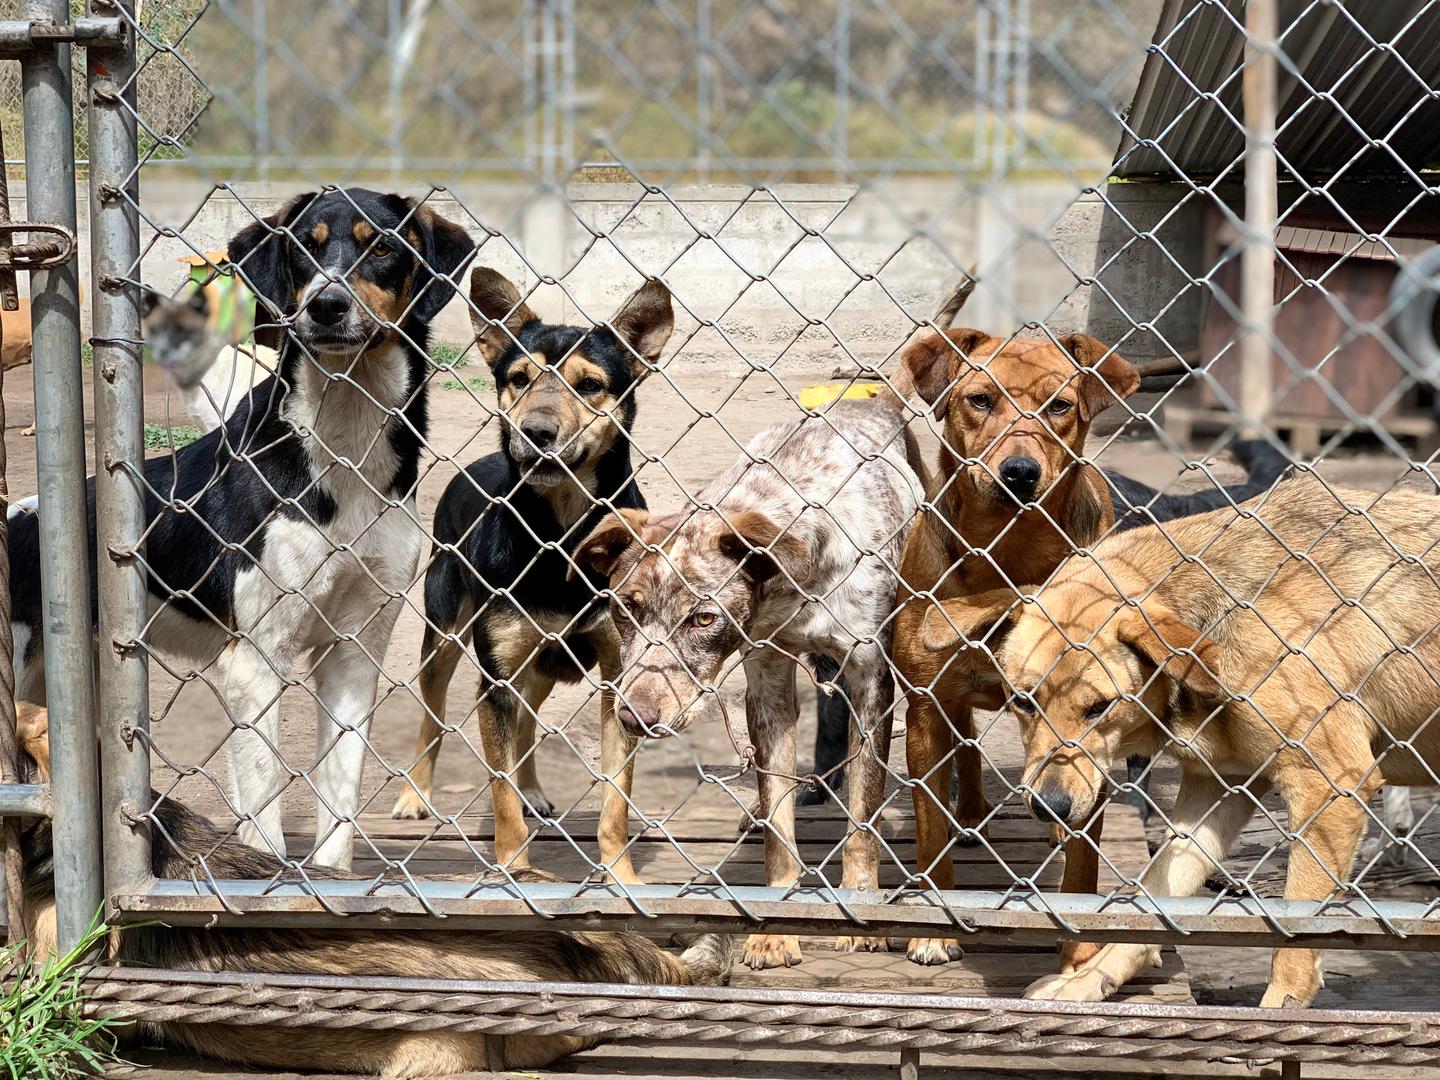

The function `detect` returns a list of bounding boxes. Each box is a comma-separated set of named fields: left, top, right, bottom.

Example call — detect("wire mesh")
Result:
left=14, top=0, right=1440, bottom=1014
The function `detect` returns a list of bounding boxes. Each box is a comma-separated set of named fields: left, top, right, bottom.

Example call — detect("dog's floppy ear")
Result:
left=226, top=192, right=318, bottom=316
left=405, top=201, right=476, bottom=324
left=574, top=508, right=651, bottom=580
left=898, top=327, right=990, bottom=420
left=1117, top=606, right=1225, bottom=706
left=470, top=268, right=540, bottom=368
left=608, top=279, right=674, bottom=378
left=16, top=701, right=49, bottom=782
left=1060, top=334, right=1141, bottom=421
left=921, top=588, right=1021, bottom=653
left=715, top=509, right=811, bottom=586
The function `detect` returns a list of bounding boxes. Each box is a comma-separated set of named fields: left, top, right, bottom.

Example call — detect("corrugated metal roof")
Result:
left=1113, top=0, right=1440, bottom=181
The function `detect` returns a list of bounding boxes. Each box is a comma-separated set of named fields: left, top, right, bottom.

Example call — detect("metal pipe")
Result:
left=1240, top=0, right=1277, bottom=438
left=0, top=783, right=51, bottom=818
left=115, top=877, right=1440, bottom=949
left=87, top=0, right=151, bottom=910
left=0, top=16, right=125, bottom=55
left=21, top=0, right=102, bottom=952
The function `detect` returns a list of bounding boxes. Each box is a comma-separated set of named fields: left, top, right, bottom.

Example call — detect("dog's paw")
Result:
left=1024, top=966, right=1118, bottom=1002
left=834, top=934, right=889, bottom=954
left=523, top=789, right=557, bottom=821
left=906, top=937, right=962, bottom=965
left=795, top=783, right=833, bottom=807
left=389, top=788, right=432, bottom=821
left=742, top=933, right=802, bottom=970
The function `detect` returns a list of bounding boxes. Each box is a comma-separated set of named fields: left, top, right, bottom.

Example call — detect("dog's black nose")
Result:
left=521, top=417, right=559, bottom=451
left=1029, top=788, right=1072, bottom=825
left=999, top=455, right=1042, bottom=500
left=308, top=286, right=352, bottom=327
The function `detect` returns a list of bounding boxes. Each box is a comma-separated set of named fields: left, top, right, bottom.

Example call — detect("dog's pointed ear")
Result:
left=574, top=508, right=651, bottom=581
left=609, top=279, right=674, bottom=379
left=470, top=268, right=539, bottom=368
left=227, top=192, right=318, bottom=316
left=715, top=509, right=811, bottom=586
left=187, top=286, right=210, bottom=317
left=1117, top=606, right=1225, bottom=706
left=140, top=290, right=159, bottom=318
left=897, top=328, right=990, bottom=419
left=1060, top=334, right=1140, bottom=421
left=405, top=201, right=476, bottom=323
left=920, top=588, right=1021, bottom=653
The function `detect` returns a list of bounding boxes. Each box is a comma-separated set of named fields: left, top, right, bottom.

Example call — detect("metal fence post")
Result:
left=87, top=0, right=150, bottom=907
left=20, top=0, right=102, bottom=951
left=1240, top=0, right=1277, bottom=437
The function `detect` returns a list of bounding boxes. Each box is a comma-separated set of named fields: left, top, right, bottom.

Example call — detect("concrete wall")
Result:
left=13, top=176, right=1204, bottom=375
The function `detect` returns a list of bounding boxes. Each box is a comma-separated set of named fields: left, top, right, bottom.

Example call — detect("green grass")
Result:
left=428, top=342, right=471, bottom=370
left=143, top=423, right=203, bottom=450
left=1, top=920, right=129, bottom=1079
left=78, top=344, right=92, bottom=367
left=439, top=376, right=488, bottom=394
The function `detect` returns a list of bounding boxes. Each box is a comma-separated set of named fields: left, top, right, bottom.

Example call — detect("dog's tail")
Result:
left=674, top=933, right=737, bottom=986
left=1231, top=437, right=1293, bottom=491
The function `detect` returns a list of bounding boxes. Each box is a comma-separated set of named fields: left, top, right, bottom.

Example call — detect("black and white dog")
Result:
left=9, top=188, right=473, bottom=868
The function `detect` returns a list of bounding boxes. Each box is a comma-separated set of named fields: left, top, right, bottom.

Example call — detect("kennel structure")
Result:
left=4, top=0, right=1440, bottom=1075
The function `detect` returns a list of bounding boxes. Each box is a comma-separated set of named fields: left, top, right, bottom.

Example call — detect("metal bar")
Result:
left=114, top=879, right=1440, bottom=948
left=0, top=122, right=22, bottom=949
left=75, top=966, right=1440, bottom=1066
left=0, top=16, right=125, bottom=54
left=254, top=0, right=268, bottom=181
left=0, top=783, right=51, bottom=818
left=21, top=0, right=102, bottom=952
left=87, top=0, right=151, bottom=911
left=1239, top=0, right=1277, bottom=437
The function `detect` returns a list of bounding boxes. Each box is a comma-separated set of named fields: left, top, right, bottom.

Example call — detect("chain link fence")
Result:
left=8, top=0, right=1440, bottom=1070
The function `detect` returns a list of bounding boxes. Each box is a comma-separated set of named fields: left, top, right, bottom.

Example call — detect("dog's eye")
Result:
left=1011, top=694, right=1037, bottom=715
left=509, top=371, right=530, bottom=390
left=576, top=377, right=605, bottom=396
left=1085, top=698, right=1115, bottom=719
left=370, top=241, right=392, bottom=259
left=1048, top=399, right=1073, bottom=417
left=966, top=393, right=993, bottom=412
left=691, top=610, right=717, bottom=628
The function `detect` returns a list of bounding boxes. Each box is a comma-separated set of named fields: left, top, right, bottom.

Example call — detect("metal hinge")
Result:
left=0, top=16, right=126, bottom=57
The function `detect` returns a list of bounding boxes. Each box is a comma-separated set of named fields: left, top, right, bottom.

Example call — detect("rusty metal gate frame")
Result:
left=0, top=1, right=1438, bottom=1076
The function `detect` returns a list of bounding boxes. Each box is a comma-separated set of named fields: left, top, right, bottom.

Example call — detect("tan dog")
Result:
left=15, top=705, right=734, bottom=1077
left=922, top=474, right=1440, bottom=1007
left=891, top=328, right=1139, bottom=967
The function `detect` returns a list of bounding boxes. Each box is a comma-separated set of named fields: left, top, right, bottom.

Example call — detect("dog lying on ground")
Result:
left=890, top=327, right=1288, bottom=968
left=389, top=268, right=674, bottom=886
left=8, top=189, right=474, bottom=870
left=576, top=397, right=925, bottom=968
left=921, top=472, right=1438, bottom=1007
left=141, top=258, right=277, bottom=433
left=14, top=706, right=732, bottom=1077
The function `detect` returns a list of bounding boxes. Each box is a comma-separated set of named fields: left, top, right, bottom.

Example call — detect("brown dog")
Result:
left=892, top=328, right=1140, bottom=967
left=922, top=474, right=1440, bottom=1008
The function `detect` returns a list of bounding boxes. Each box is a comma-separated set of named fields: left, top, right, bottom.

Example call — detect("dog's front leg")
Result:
left=1263, top=756, right=1377, bottom=1008
left=835, top=649, right=893, bottom=956
left=221, top=638, right=290, bottom=858
left=904, top=688, right=962, bottom=966
left=477, top=679, right=531, bottom=870
left=1026, top=768, right=1257, bottom=1002
left=594, top=625, right=639, bottom=885
left=310, top=598, right=401, bottom=870
left=741, top=650, right=803, bottom=970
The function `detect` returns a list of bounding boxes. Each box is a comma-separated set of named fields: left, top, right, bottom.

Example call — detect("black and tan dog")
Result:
left=15, top=708, right=732, bottom=1078
left=390, top=269, right=673, bottom=885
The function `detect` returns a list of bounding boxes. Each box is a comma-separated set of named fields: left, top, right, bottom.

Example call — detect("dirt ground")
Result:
left=9, top=357, right=1440, bottom=1076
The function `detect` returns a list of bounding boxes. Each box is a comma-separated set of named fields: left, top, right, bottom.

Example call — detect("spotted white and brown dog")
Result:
left=576, top=398, right=926, bottom=969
